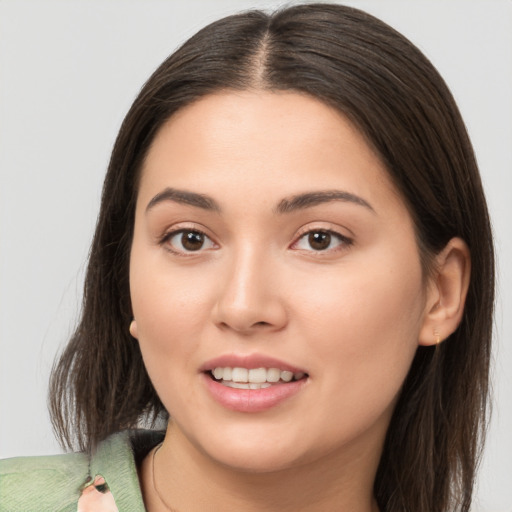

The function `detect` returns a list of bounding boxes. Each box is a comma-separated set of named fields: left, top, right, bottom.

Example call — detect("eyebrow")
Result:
left=146, top=187, right=221, bottom=213
left=275, top=190, right=375, bottom=214
left=145, top=187, right=375, bottom=215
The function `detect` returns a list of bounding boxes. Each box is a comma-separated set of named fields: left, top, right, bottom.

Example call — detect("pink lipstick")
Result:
left=200, top=354, right=308, bottom=413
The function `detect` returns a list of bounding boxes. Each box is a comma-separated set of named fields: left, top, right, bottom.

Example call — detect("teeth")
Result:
left=211, top=367, right=306, bottom=384
left=248, top=368, right=267, bottom=383
left=281, top=371, right=293, bottom=382
left=223, top=381, right=273, bottom=389
left=267, top=368, right=281, bottom=382
left=231, top=367, right=248, bottom=382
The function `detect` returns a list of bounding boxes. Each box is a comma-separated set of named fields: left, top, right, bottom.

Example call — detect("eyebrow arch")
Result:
left=146, top=187, right=221, bottom=213
left=275, top=190, right=375, bottom=214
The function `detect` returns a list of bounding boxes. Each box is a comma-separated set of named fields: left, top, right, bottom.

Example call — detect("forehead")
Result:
left=138, top=90, right=401, bottom=213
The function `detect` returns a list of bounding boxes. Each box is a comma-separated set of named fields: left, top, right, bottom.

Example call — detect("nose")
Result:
left=211, top=246, right=288, bottom=334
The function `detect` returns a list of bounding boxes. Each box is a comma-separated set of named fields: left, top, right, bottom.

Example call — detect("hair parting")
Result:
left=49, top=5, right=494, bottom=511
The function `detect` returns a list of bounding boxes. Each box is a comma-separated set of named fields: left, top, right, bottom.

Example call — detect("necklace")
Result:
left=151, top=442, right=180, bottom=512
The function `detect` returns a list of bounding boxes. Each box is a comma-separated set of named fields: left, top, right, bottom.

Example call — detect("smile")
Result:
left=202, top=357, right=309, bottom=412
left=210, top=367, right=306, bottom=389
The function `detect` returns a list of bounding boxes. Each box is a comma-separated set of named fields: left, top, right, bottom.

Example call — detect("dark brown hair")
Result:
left=49, top=4, right=494, bottom=512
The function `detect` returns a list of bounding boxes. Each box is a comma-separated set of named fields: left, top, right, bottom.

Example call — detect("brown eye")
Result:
left=292, top=229, right=352, bottom=253
left=166, top=229, right=216, bottom=254
left=181, top=231, right=205, bottom=251
left=308, top=231, right=331, bottom=251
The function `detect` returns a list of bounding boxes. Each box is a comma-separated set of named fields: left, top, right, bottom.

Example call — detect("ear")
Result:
left=418, top=237, right=471, bottom=346
left=129, top=319, right=139, bottom=339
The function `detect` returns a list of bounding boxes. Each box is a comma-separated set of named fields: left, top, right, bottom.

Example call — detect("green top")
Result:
left=0, top=430, right=164, bottom=512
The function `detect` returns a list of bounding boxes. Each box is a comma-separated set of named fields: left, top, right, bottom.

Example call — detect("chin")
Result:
left=207, top=444, right=306, bottom=474
left=181, top=422, right=311, bottom=474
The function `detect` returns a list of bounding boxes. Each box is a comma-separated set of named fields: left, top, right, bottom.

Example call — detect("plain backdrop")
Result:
left=1, top=1, right=511, bottom=510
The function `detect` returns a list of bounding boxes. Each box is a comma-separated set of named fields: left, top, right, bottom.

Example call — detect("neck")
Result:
left=141, top=422, right=382, bottom=512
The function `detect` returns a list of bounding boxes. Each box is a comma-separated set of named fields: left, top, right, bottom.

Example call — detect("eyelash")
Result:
left=159, top=227, right=353, bottom=256
left=159, top=227, right=216, bottom=256
left=291, top=229, right=353, bottom=254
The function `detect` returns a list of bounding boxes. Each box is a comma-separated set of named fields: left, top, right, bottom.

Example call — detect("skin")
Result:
left=77, top=476, right=118, bottom=512
left=129, top=91, right=470, bottom=512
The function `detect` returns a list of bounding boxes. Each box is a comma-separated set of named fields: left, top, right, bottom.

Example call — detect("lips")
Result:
left=201, top=354, right=309, bottom=412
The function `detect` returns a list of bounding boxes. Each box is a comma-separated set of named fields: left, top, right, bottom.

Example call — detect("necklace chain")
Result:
left=151, top=442, right=180, bottom=512
left=151, top=441, right=380, bottom=512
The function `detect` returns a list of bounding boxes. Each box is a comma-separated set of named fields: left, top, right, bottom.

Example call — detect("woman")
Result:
left=0, top=3, right=494, bottom=512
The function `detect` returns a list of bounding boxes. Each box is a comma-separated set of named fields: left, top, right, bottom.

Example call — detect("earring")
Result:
left=129, top=319, right=138, bottom=339
left=434, top=329, right=441, bottom=345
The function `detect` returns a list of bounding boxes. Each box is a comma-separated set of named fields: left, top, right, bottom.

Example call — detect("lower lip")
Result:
left=203, top=374, right=307, bottom=413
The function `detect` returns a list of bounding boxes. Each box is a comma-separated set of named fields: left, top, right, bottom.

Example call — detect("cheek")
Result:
left=298, top=260, right=424, bottom=342
left=294, top=246, right=425, bottom=403
left=129, top=263, right=206, bottom=417
left=129, top=244, right=211, bottom=377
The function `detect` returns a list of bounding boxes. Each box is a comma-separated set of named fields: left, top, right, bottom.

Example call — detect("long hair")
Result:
left=49, top=4, right=494, bottom=511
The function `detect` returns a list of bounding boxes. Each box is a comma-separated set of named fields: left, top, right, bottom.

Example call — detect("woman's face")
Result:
left=130, top=91, right=431, bottom=472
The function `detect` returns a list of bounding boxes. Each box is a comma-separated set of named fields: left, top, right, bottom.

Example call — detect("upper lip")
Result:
left=200, top=353, right=307, bottom=374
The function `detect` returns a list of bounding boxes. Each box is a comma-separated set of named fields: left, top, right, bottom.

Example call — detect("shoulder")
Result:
left=0, top=449, right=88, bottom=512
left=0, top=430, right=163, bottom=512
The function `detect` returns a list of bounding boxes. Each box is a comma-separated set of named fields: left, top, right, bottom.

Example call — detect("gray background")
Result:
left=1, top=1, right=511, bottom=510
